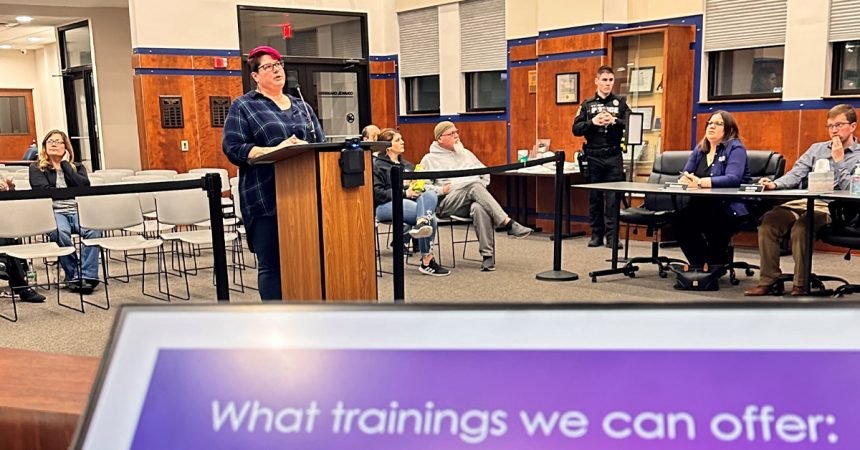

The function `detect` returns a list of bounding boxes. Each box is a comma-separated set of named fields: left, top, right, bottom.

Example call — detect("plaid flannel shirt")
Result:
left=222, top=90, right=325, bottom=223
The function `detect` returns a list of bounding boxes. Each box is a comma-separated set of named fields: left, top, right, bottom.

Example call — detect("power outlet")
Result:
left=180, top=140, right=189, bottom=151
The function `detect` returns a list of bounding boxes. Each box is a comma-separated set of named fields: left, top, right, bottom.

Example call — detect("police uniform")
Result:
left=572, top=92, right=629, bottom=246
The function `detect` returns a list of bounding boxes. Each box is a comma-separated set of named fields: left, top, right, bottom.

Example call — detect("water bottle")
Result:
left=27, top=268, right=37, bottom=284
left=851, top=164, right=860, bottom=197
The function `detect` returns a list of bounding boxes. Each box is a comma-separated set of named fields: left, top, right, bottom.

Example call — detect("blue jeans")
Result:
left=246, top=215, right=281, bottom=301
left=376, top=190, right=438, bottom=256
left=50, top=212, right=102, bottom=282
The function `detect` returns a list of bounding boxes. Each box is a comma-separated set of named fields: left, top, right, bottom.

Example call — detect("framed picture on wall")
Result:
left=556, top=72, right=579, bottom=104
left=629, top=66, right=656, bottom=93
left=630, top=106, right=655, bottom=130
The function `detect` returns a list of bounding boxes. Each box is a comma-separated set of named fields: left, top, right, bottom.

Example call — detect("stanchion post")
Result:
left=536, top=151, right=579, bottom=282
left=390, top=166, right=405, bottom=302
left=204, top=173, right=230, bottom=302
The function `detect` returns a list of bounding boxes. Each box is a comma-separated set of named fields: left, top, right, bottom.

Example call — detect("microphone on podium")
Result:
left=294, top=83, right=318, bottom=143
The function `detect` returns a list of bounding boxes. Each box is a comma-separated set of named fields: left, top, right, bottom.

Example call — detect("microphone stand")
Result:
left=294, top=84, right=319, bottom=142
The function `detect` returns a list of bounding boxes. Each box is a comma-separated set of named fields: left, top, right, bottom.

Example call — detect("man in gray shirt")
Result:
left=745, top=104, right=860, bottom=297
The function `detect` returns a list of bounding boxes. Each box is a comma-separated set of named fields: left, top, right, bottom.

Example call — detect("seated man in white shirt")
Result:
left=420, top=121, right=532, bottom=272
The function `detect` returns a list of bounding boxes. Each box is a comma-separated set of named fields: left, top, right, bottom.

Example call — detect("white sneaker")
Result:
left=408, top=216, right=433, bottom=239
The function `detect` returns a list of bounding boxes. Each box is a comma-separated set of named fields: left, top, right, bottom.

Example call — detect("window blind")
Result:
left=398, top=7, right=440, bottom=77
left=704, top=0, right=787, bottom=52
left=460, top=0, right=506, bottom=72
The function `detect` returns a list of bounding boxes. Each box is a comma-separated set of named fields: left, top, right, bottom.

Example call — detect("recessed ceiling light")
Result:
left=15, top=16, right=33, bottom=23
left=27, top=37, right=42, bottom=43
left=0, top=44, right=11, bottom=49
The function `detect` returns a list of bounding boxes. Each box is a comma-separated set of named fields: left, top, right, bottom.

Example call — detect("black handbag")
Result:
left=669, top=264, right=725, bottom=291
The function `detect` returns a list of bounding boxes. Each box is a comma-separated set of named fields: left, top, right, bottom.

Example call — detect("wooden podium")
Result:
left=250, top=142, right=378, bottom=302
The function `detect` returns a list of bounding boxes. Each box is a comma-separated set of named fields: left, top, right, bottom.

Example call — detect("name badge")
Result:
left=738, top=184, right=764, bottom=193
left=664, top=182, right=688, bottom=190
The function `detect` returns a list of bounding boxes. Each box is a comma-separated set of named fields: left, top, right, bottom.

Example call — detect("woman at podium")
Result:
left=223, top=45, right=325, bottom=301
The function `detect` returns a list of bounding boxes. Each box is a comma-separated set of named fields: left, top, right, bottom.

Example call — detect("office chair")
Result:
left=811, top=202, right=858, bottom=297
left=618, top=151, right=690, bottom=278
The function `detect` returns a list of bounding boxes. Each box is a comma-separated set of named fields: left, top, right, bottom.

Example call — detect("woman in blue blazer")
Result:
left=673, top=110, right=751, bottom=268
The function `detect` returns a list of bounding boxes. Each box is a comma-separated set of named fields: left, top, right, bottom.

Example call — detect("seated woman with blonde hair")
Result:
left=29, top=130, right=102, bottom=294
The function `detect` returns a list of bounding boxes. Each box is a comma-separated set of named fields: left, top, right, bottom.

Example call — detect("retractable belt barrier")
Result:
left=0, top=174, right=230, bottom=301
left=389, top=152, right=578, bottom=302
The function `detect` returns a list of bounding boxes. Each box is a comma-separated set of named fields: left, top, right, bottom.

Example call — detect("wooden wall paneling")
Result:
left=397, top=121, right=506, bottom=167
left=798, top=109, right=831, bottom=166
left=510, top=66, right=536, bottom=160
left=137, top=75, right=199, bottom=171
left=536, top=57, right=603, bottom=160
left=662, top=25, right=695, bottom=150
left=0, top=89, right=36, bottom=160
left=684, top=109, right=838, bottom=175
left=191, top=56, right=242, bottom=71
left=697, top=110, right=801, bottom=170
left=537, top=33, right=604, bottom=56
left=458, top=121, right=507, bottom=166
left=135, top=54, right=193, bottom=70
left=509, top=44, right=536, bottom=62
left=370, top=78, right=397, bottom=129
left=370, top=61, right=396, bottom=74
left=133, top=76, right=149, bottom=168
left=398, top=122, right=436, bottom=164
left=193, top=75, right=243, bottom=177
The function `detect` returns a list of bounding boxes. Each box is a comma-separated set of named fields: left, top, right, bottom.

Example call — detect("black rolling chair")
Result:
left=618, top=151, right=690, bottom=278
left=812, top=202, right=858, bottom=297
left=725, top=150, right=786, bottom=284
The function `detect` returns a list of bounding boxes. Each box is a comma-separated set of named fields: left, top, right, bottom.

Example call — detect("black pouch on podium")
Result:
left=669, top=264, right=725, bottom=291
left=339, top=149, right=365, bottom=188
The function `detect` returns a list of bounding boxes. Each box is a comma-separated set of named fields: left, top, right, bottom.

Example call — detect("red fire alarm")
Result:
left=282, top=23, right=292, bottom=39
left=213, top=57, right=228, bottom=69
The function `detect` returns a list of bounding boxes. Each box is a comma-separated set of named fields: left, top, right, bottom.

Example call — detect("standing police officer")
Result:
left=573, top=65, right=629, bottom=249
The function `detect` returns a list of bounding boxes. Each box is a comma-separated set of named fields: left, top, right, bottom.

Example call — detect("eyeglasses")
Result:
left=46, top=139, right=65, bottom=145
left=258, top=61, right=283, bottom=73
left=706, top=121, right=724, bottom=127
left=826, top=122, right=852, bottom=130
left=441, top=130, right=459, bottom=137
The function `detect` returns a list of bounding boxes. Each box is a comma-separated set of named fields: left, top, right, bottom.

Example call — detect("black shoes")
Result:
left=588, top=234, right=624, bottom=249
left=419, top=258, right=450, bottom=277
left=69, top=279, right=100, bottom=295
left=18, top=287, right=46, bottom=303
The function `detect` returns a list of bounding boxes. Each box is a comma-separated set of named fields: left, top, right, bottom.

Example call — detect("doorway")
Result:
left=284, top=64, right=367, bottom=141
left=238, top=6, right=371, bottom=141
left=59, top=21, right=101, bottom=171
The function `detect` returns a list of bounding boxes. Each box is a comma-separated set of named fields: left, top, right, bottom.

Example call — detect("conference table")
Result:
left=574, top=182, right=857, bottom=294
left=0, top=348, right=99, bottom=450
left=497, top=164, right=584, bottom=239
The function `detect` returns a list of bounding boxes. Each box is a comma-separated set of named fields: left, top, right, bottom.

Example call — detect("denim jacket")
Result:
left=682, top=138, right=751, bottom=217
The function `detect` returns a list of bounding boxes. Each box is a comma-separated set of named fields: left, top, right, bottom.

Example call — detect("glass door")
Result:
left=59, top=21, right=101, bottom=170
left=280, top=64, right=368, bottom=142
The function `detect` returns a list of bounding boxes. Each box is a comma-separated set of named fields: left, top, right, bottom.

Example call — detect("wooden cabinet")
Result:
left=607, top=25, right=696, bottom=178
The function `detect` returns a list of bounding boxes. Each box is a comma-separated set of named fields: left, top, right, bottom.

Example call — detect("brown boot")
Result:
left=790, top=286, right=809, bottom=297
left=744, top=285, right=775, bottom=296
